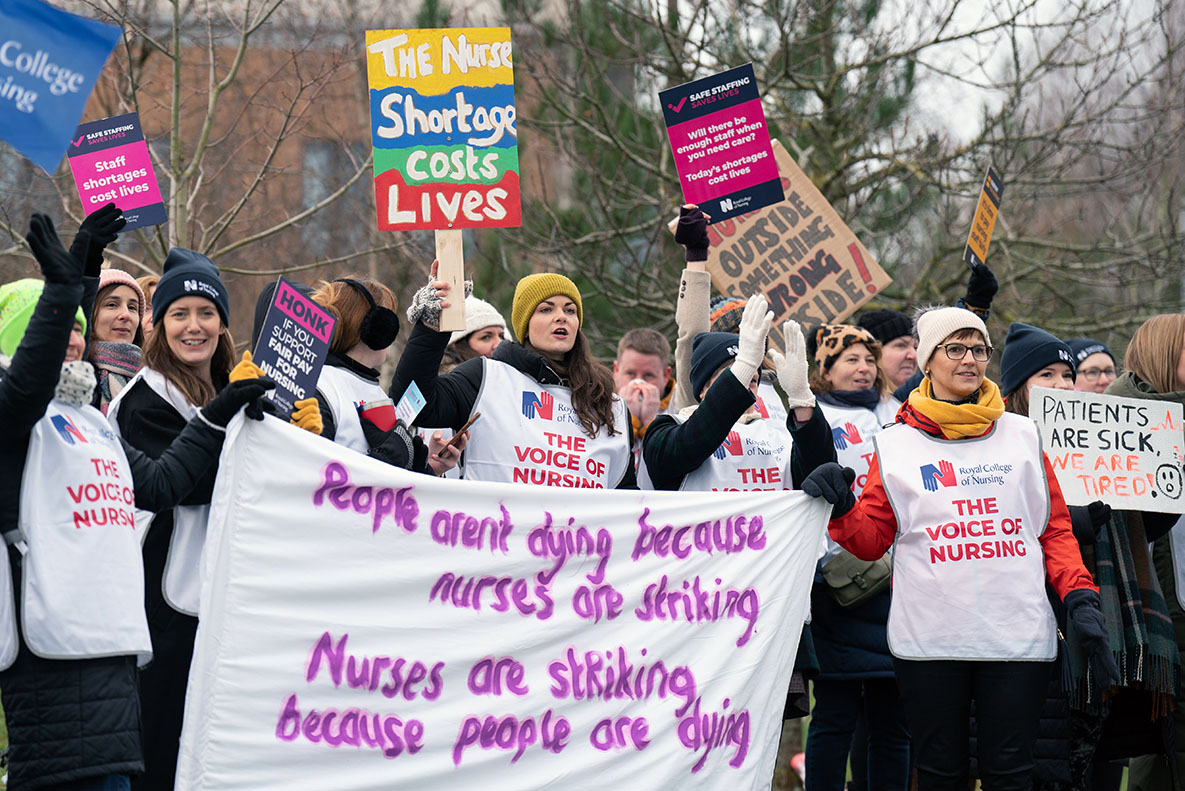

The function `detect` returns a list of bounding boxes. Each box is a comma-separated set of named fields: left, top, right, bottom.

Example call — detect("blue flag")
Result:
left=0, top=0, right=121, bottom=174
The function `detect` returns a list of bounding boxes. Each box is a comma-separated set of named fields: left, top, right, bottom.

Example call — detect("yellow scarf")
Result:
left=907, top=377, right=1005, bottom=440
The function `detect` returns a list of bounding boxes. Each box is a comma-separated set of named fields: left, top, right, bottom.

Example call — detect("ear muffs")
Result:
left=334, top=278, right=399, bottom=350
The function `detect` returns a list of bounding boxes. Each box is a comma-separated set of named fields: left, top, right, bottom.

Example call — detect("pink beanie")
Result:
left=97, top=268, right=147, bottom=324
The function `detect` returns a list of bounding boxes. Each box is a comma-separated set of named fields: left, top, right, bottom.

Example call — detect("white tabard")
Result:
left=4, top=401, right=151, bottom=666
left=315, top=363, right=387, bottom=455
left=467, top=359, right=631, bottom=488
left=108, top=367, right=208, bottom=616
left=756, top=378, right=788, bottom=424
left=818, top=397, right=899, bottom=496
left=1168, top=515, right=1185, bottom=610
left=875, top=413, right=1057, bottom=661
left=638, top=413, right=793, bottom=491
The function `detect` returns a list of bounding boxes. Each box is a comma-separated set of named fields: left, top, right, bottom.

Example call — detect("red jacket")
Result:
left=828, top=401, right=1097, bottom=600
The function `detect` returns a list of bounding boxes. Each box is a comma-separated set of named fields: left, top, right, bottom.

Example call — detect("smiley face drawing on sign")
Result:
left=1155, top=463, right=1183, bottom=499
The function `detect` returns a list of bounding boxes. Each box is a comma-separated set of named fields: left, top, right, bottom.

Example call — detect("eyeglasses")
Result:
left=936, top=343, right=993, bottom=362
left=1079, top=367, right=1117, bottom=381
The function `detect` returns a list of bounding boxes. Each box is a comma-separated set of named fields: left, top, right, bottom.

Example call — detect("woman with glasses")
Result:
left=802, top=322, right=909, bottom=791
left=1067, top=338, right=1118, bottom=394
left=801, top=307, right=1117, bottom=791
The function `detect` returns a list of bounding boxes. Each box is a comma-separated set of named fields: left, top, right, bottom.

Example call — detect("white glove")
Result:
left=729, top=294, right=772, bottom=389
left=768, top=320, right=815, bottom=408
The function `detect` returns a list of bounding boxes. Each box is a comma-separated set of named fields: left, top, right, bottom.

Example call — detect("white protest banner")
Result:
left=176, top=416, right=829, bottom=790
left=1030, top=386, right=1185, bottom=512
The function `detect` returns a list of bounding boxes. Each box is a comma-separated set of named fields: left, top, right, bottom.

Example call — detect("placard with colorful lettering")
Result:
left=175, top=415, right=829, bottom=790
left=1030, top=386, right=1185, bottom=512
left=0, top=0, right=121, bottom=174
left=67, top=112, right=167, bottom=230
left=670, top=140, right=892, bottom=348
left=365, top=27, right=520, bottom=231
left=251, top=278, right=336, bottom=416
left=659, top=64, right=783, bottom=223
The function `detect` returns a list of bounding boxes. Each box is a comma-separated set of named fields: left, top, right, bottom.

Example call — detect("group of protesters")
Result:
left=0, top=200, right=1183, bottom=791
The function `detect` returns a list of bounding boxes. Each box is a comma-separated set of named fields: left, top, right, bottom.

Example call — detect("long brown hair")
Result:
left=526, top=331, right=620, bottom=437
left=141, top=318, right=235, bottom=406
left=1005, top=386, right=1030, bottom=417
left=311, top=276, right=397, bottom=355
left=1124, top=314, right=1185, bottom=394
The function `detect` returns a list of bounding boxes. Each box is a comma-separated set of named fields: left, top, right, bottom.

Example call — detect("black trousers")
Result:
left=894, top=657, right=1050, bottom=791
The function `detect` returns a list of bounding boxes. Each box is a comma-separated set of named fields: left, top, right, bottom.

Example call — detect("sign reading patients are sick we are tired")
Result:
left=365, top=28, right=520, bottom=231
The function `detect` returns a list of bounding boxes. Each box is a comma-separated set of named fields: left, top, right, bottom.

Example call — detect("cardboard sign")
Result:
left=683, top=140, right=892, bottom=345
left=1030, top=386, right=1185, bottom=512
left=0, top=0, right=121, bottom=174
left=963, top=166, right=1003, bottom=269
left=175, top=415, right=830, bottom=790
left=251, top=278, right=336, bottom=415
left=365, top=27, right=520, bottom=231
left=67, top=112, right=167, bottom=230
left=659, top=64, right=783, bottom=222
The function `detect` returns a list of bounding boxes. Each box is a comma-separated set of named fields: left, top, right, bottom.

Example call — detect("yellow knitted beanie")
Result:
left=511, top=273, right=583, bottom=343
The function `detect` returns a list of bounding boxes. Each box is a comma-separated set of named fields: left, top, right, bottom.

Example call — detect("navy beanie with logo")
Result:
left=690, top=331, right=740, bottom=400
left=152, top=248, right=230, bottom=326
left=1066, top=337, right=1115, bottom=367
left=1000, top=322, right=1076, bottom=397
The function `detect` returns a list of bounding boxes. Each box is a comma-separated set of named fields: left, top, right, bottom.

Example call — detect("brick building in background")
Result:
left=0, top=0, right=568, bottom=352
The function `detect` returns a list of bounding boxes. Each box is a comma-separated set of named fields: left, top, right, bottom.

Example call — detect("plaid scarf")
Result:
left=1069, top=511, right=1178, bottom=714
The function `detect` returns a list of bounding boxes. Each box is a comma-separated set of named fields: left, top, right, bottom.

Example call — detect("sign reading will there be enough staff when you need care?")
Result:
left=660, top=64, right=784, bottom=223
left=1030, top=386, right=1185, bottom=513
left=366, top=27, right=520, bottom=231
left=174, top=415, right=830, bottom=790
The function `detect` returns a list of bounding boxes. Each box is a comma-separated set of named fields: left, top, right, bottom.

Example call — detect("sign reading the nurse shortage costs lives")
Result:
left=660, top=64, right=783, bottom=223
left=251, top=278, right=336, bottom=416
left=684, top=140, right=892, bottom=345
left=174, top=415, right=830, bottom=791
left=365, top=28, right=520, bottom=231
left=67, top=113, right=167, bottom=231
left=1030, top=386, right=1185, bottom=513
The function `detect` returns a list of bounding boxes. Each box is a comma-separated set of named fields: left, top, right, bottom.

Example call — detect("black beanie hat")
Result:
left=1000, top=322, right=1076, bottom=396
left=690, top=331, right=740, bottom=399
left=152, top=248, right=230, bottom=326
left=1066, top=337, right=1116, bottom=367
left=857, top=308, right=912, bottom=345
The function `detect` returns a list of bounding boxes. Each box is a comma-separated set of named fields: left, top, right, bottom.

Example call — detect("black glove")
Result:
left=963, top=262, right=998, bottom=310
left=674, top=205, right=710, bottom=262
left=1065, top=588, right=1120, bottom=691
left=69, top=203, right=126, bottom=277
left=1068, top=501, right=1111, bottom=546
left=27, top=214, right=83, bottom=285
left=200, top=378, right=277, bottom=427
left=363, top=418, right=426, bottom=471
left=801, top=463, right=857, bottom=517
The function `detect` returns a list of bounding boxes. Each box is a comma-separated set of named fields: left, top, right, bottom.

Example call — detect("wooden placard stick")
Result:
left=434, top=229, right=467, bottom=332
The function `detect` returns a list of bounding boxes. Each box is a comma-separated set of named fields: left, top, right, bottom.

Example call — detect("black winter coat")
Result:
left=0, top=276, right=224, bottom=789
left=390, top=322, right=637, bottom=488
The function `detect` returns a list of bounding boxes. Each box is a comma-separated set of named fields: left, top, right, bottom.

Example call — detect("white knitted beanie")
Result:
left=916, top=307, right=990, bottom=372
left=450, top=295, right=511, bottom=345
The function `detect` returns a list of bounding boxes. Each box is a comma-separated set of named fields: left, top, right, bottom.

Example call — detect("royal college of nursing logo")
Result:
left=712, top=430, right=744, bottom=459
left=521, top=390, right=554, bottom=420
left=50, top=414, right=88, bottom=445
left=920, top=460, right=957, bottom=492
left=831, top=422, right=862, bottom=450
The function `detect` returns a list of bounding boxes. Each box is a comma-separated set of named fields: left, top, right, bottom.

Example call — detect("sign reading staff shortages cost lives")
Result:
left=660, top=64, right=784, bottom=223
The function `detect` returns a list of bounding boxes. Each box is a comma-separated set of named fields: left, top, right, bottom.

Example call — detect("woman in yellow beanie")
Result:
left=390, top=263, right=634, bottom=488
